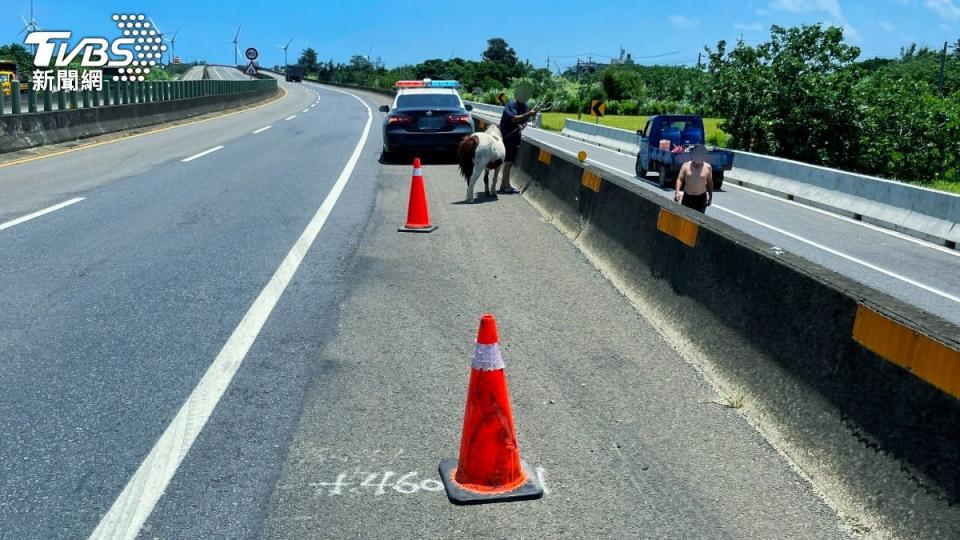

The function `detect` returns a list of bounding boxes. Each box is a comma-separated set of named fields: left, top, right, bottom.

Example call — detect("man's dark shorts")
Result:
left=504, top=136, right=521, bottom=162
left=681, top=192, right=708, bottom=213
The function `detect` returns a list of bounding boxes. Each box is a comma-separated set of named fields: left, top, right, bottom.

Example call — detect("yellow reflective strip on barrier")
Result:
left=538, top=149, right=552, bottom=165
left=853, top=304, right=960, bottom=398
left=581, top=171, right=601, bottom=192
left=656, top=208, right=698, bottom=247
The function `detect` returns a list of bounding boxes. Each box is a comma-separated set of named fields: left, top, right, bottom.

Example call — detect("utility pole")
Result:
left=940, top=41, right=948, bottom=96
left=697, top=52, right=702, bottom=69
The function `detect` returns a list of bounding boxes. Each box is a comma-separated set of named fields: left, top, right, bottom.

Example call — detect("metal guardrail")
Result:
left=0, top=77, right=277, bottom=116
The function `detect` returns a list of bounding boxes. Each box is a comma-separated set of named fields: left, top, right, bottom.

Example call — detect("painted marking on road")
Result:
left=0, top=197, right=85, bottom=232
left=89, top=83, right=374, bottom=540
left=285, top=115, right=297, bottom=121
left=180, top=145, right=224, bottom=162
left=715, top=205, right=960, bottom=304
left=536, top=467, right=551, bottom=495
left=302, top=108, right=309, bottom=113
left=310, top=104, right=316, bottom=108
left=310, top=471, right=445, bottom=497
left=252, top=125, right=271, bottom=134
left=212, top=67, right=224, bottom=80
left=724, top=183, right=960, bottom=259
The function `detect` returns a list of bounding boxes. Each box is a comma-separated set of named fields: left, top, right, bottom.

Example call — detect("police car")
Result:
left=379, top=79, right=474, bottom=157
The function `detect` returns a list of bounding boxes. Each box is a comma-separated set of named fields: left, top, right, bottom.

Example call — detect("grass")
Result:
left=539, top=112, right=731, bottom=147
left=924, top=180, right=960, bottom=195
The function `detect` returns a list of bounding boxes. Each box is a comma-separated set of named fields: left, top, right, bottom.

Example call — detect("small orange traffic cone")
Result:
left=398, top=157, right=437, bottom=233
left=439, top=314, right=544, bottom=505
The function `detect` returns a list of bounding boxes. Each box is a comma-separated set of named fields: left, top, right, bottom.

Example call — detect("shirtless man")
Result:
left=674, top=144, right=714, bottom=213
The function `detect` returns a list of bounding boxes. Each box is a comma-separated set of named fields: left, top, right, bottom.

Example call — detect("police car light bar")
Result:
left=395, top=79, right=460, bottom=88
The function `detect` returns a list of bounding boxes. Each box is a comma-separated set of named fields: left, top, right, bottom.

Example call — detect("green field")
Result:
left=539, top=112, right=730, bottom=147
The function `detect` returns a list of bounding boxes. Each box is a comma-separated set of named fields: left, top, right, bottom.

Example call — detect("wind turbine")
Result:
left=279, top=38, right=293, bottom=67
left=149, top=18, right=167, bottom=66
left=17, top=0, right=42, bottom=54
left=231, top=25, right=242, bottom=67
left=167, top=29, right=179, bottom=65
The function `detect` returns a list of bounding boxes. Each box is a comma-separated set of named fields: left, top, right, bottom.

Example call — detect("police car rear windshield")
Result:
left=397, top=94, right=460, bottom=109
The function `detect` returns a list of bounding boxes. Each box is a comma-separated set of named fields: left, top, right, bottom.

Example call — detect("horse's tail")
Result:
left=457, top=135, right=479, bottom=181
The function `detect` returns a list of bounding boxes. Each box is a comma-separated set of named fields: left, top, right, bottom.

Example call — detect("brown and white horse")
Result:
left=457, top=124, right=505, bottom=202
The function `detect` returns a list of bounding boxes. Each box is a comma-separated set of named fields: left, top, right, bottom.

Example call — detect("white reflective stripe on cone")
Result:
left=472, top=343, right=505, bottom=371
left=413, top=168, right=423, bottom=176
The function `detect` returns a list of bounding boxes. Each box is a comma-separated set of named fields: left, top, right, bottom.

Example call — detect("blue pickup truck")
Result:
left=634, top=115, right=735, bottom=189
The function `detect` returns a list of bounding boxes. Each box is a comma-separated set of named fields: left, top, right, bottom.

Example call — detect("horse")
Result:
left=457, top=124, right=506, bottom=203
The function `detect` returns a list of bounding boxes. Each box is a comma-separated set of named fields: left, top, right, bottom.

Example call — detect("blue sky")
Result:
left=2, top=0, right=958, bottom=69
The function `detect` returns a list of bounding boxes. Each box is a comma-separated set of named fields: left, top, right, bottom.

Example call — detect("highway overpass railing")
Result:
left=466, top=101, right=960, bottom=250
left=0, top=77, right=278, bottom=155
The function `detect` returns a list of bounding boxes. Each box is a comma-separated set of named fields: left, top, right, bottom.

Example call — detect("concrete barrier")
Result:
left=561, top=118, right=641, bottom=155
left=508, top=136, right=960, bottom=507
left=0, top=85, right=277, bottom=154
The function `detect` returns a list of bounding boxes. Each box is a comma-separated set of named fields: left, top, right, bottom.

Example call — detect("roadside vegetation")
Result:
left=295, top=27, right=960, bottom=193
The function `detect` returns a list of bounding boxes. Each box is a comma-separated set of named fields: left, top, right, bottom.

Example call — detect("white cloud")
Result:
left=769, top=0, right=861, bottom=39
left=878, top=20, right=896, bottom=30
left=735, top=22, right=766, bottom=31
left=669, top=15, right=701, bottom=29
left=925, top=0, right=960, bottom=20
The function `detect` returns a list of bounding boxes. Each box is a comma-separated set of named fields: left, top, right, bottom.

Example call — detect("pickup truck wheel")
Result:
left=713, top=171, right=724, bottom=190
left=635, top=159, right=646, bottom=178
left=658, top=166, right=673, bottom=188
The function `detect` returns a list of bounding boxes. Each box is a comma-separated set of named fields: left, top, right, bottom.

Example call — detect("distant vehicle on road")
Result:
left=378, top=79, right=475, bottom=158
left=0, top=59, right=27, bottom=96
left=285, top=65, right=304, bottom=82
left=635, top=115, right=735, bottom=189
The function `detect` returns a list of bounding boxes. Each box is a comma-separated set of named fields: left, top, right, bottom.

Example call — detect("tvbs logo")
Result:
left=25, top=13, right=166, bottom=82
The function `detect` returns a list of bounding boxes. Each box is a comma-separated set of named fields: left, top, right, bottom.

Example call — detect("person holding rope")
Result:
left=497, top=83, right=540, bottom=194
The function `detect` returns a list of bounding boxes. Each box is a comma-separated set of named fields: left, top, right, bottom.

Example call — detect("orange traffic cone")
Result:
left=398, top=157, right=438, bottom=233
left=439, top=314, right=544, bottom=505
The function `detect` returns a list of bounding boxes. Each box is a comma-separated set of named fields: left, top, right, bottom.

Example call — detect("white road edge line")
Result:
left=0, top=197, right=85, bottom=232
left=285, top=115, right=297, bottom=121
left=88, top=87, right=373, bottom=540
left=585, top=161, right=960, bottom=303
left=252, top=126, right=271, bottom=134
left=714, top=204, right=960, bottom=304
left=723, top=183, right=960, bottom=258
left=180, top=145, right=224, bottom=162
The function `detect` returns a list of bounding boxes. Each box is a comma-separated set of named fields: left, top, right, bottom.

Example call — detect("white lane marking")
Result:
left=212, top=67, right=224, bottom=80
left=310, top=104, right=316, bottom=108
left=597, top=162, right=960, bottom=262
left=302, top=108, right=309, bottom=113
left=724, top=183, right=960, bottom=258
left=88, top=83, right=374, bottom=540
left=0, top=197, right=85, bottom=232
left=285, top=115, right=297, bottom=121
left=714, top=205, right=960, bottom=304
left=180, top=145, right=224, bottom=162
left=252, top=125, right=272, bottom=134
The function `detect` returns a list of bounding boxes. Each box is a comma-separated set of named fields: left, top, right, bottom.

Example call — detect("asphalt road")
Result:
left=0, top=79, right=850, bottom=538
left=180, top=66, right=205, bottom=81
left=469, top=113, right=960, bottom=326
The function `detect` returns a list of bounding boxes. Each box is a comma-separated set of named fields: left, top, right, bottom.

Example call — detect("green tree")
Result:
left=707, top=24, right=861, bottom=166
left=297, top=47, right=319, bottom=75
left=482, top=38, right=518, bottom=69
left=0, top=43, right=34, bottom=79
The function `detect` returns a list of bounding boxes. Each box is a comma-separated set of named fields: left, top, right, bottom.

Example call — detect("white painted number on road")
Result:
left=310, top=471, right=444, bottom=497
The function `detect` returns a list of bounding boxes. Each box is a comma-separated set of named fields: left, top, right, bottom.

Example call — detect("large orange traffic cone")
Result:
left=398, top=157, right=438, bottom=233
left=439, top=314, right=544, bottom=505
